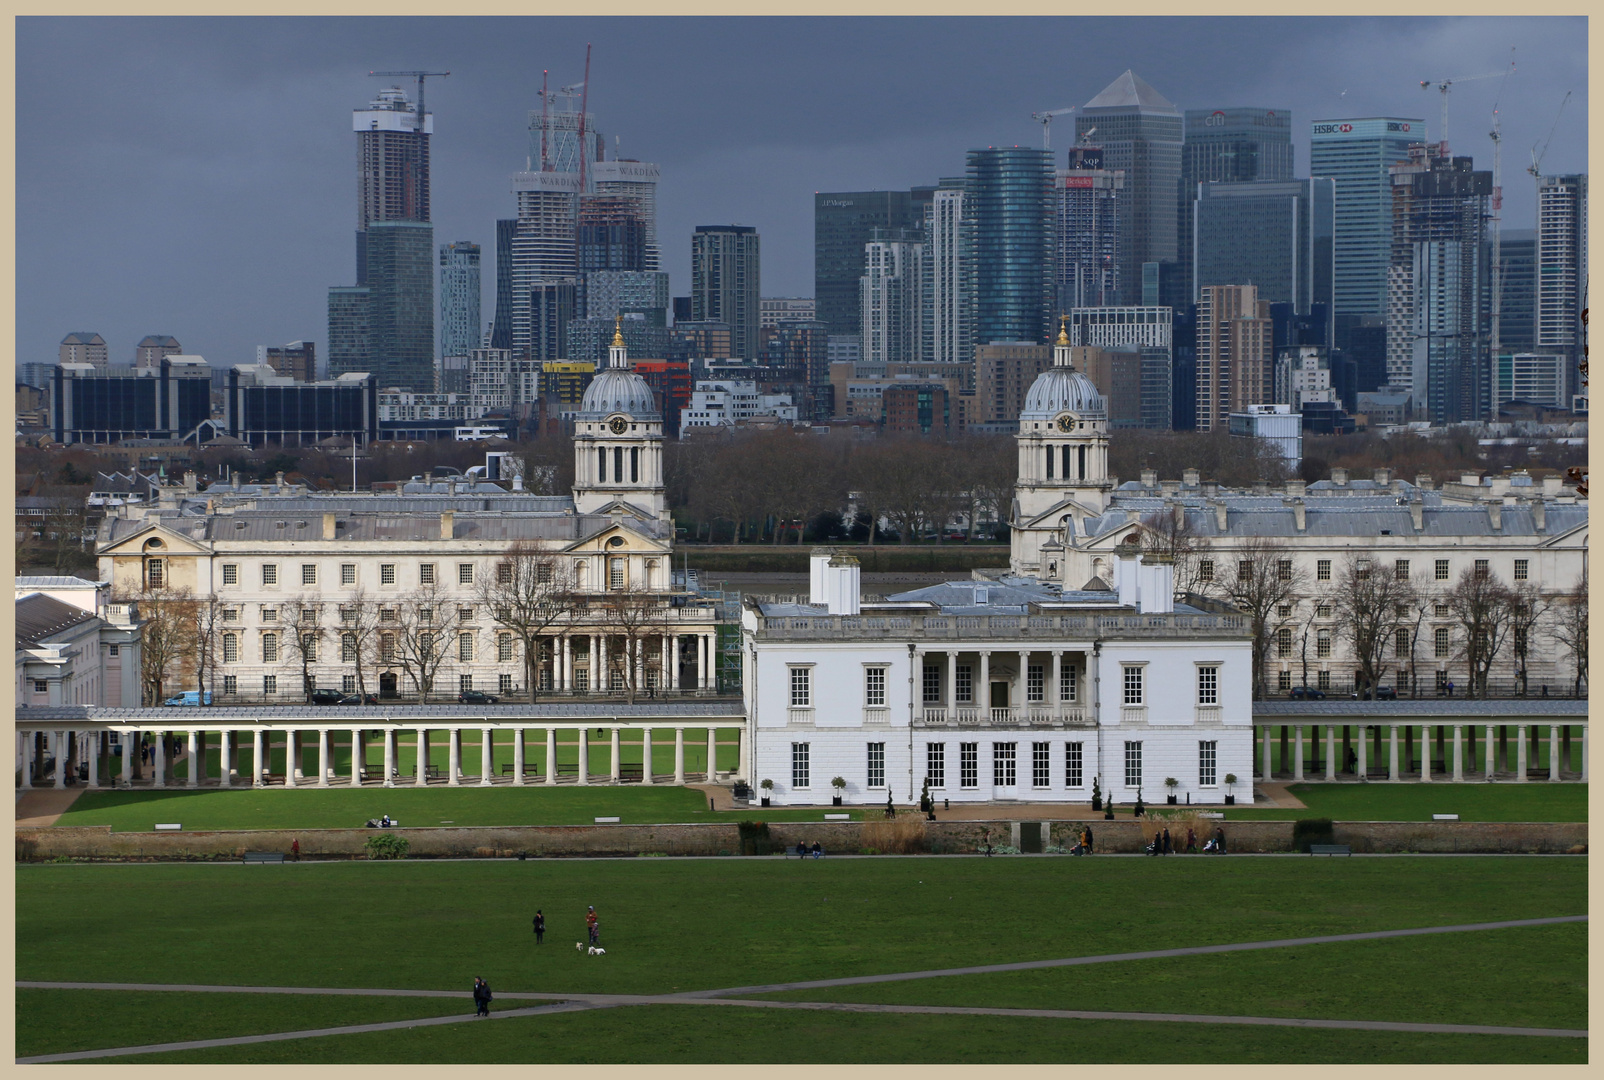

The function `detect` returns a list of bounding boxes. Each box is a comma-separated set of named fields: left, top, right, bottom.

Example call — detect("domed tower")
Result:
left=1009, top=318, right=1111, bottom=578
left=573, top=317, right=668, bottom=523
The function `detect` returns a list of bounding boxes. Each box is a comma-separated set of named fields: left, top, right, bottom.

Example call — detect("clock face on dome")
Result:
left=608, top=416, right=629, bottom=435
left=1056, top=414, right=1075, bottom=433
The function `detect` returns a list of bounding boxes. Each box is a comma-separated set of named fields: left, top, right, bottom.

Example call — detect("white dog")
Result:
left=588, top=946, right=606, bottom=956
left=575, top=942, right=583, bottom=951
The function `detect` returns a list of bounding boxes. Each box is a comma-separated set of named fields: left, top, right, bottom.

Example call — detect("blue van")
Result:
left=161, top=690, right=213, bottom=707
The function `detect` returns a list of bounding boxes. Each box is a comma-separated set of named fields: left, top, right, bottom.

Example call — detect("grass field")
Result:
left=15, top=856, right=1585, bottom=1062
left=1217, top=782, right=1588, bottom=822
left=50, top=785, right=862, bottom=830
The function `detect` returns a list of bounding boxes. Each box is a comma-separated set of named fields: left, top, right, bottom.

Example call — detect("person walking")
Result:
left=586, top=905, right=599, bottom=947
left=533, top=910, right=545, bottom=944
left=1214, top=826, right=1227, bottom=855
left=290, top=838, right=300, bottom=862
left=1162, top=827, right=1172, bottom=855
left=472, top=977, right=489, bottom=1017
left=1185, top=827, right=1196, bottom=854
left=1084, top=824, right=1094, bottom=855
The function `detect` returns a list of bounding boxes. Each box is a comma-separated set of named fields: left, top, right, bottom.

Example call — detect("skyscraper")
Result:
left=1309, top=117, right=1424, bottom=318
left=1536, top=174, right=1587, bottom=402
left=439, top=241, right=482, bottom=362
left=967, top=146, right=1054, bottom=347
left=814, top=191, right=924, bottom=337
left=1489, top=228, right=1536, bottom=355
left=1192, top=178, right=1334, bottom=319
left=1196, top=284, right=1272, bottom=432
left=692, top=226, right=761, bottom=360
left=330, top=85, right=435, bottom=391
left=1387, top=145, right=1492, bottom=425
left=860, top=234, right=923, bottom=366
left=1179, top=107, right=1294, bottom=305
left=1056, top=145, right=1123, bottom=312
left=592, top=160, right=662, bottom=272
left=1075, top=71, right=1182, bottom=307
left=490, top=219, right=517, bottom=350
left=508, top=171, right=580, bottom=357
left=922, top=177, right=974, bottom=367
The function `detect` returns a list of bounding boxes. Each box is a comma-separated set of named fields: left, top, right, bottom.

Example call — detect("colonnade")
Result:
left=16, top=724, right=743, bottom=789
left=916, top=649, right=1085, bottom=719
left=1254, top=722, right=1588, bottom=782
left=540, top=632, right=718, bottom=693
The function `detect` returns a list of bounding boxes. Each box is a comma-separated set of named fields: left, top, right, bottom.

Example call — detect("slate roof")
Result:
left=1078, top=496, right=1585, bottom=541
left=1252, top=699, right=1587, bottom=718
left=15, top=576, right=102, bottom=590
left=16, top=594, right=97, bottom=646
left=15, top=702, right=746, bottom=722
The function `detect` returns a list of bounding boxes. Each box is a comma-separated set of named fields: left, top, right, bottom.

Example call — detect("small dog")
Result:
left=575, top=942, right=583, bottom=951
left=588, top=946, right=605, bottom=956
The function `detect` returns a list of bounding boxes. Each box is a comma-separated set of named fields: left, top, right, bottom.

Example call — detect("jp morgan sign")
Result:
left=822, top=200, right=855, bottom=208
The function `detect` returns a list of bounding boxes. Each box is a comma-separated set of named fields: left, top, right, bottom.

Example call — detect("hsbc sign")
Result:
left=1313, top=119, right=1420, bottom=138
left=1313, top=123, right=1354, bottom=135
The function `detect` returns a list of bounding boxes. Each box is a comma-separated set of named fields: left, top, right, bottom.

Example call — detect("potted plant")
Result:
left=1164, top=777, right=1179, bottom=805
left=1103, top=798, right=1114, bottom=821
left=1133, top=792, right=1145, bottom=818
left=1090, top=776, right=1102, bottom=812
left=1224, top=773, right=1237, bottom=805
left=831, top=776, right=846, bottom=806
left=918, top=779, right=931, bottom=814
left=760, top=778, right=773, bottom=807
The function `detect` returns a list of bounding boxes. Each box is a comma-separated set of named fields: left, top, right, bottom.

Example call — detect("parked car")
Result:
left=309, top=689, right=346, bottom=706
left=162, top=690, right=213, bottom=706
left=457, top=689, right=500, bottom=705
left=1353, top=685, right=1399, bottom=701
left=339, top=693, right=380, bottom=706
left=1289, top=686, right=1325, bottom=700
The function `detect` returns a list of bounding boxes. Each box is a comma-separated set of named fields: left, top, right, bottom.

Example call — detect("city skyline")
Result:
left=18, top=16, right=1587, bottom=369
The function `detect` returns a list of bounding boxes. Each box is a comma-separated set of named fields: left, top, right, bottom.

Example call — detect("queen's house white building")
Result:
left=743, top=328, right=1255, bottom=806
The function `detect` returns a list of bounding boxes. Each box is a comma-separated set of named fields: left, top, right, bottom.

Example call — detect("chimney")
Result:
left=1159, top=480, right=1180, bottom=497
left=1211, top=499, right=1228, bottom=531
left=1183, top=468, right=1201, bottom=487
left=440, top=511, right=454, bottom=540
left=1487, top=502, right=1502, bottom=531
left=512, top=474, right=524, bottom=492
left=1542, top=474, right=1563, bottom=496
left=824, top=555, right=861, bottom=616
left=1409, top=496, right=1424, bottom=533
left=1114, top=532, right=1142, bottom=608
left=1283, top=497, right=1306, bottom=532
left=1461, top=472, right=1482, bottom=488
left=1202, top=481, right=1219, bottom=498
left=1253, top=480, right=1270, bottom=496
left=322, top=512, right=337, bottom=541
left=809, top=547, right=836, bottom=605
left=1330, top=467, right=1347, bottom=486
left=1415, top=473, right=1435, bottom=491
left=1173, top=501, right=1186, bottom=529
left=1140, top=468, right=1158, bottom=488
left=1373, top=467, right=1391, bottom=486
left=1532, top=497, right=1546, bottom=533
left=275, top=471, right=285, bottom=493
left=184, top=470, right=198, bottom=493
left=1284, top=479, right=1306, bottom=499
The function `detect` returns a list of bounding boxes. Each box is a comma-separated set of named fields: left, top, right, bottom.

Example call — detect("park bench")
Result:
left=499, top=763, right=542, bottom=777
left=423, top=765, right=443, bottom=780
left=1308, top=844, right=1351, bottom=857
left=556, top=763, right=580, bottom=776
left=618, top=765, right=644, bottom=783
left=784, top=846, right=826, bottom=859
left=242, top=852, right=285, bottom=864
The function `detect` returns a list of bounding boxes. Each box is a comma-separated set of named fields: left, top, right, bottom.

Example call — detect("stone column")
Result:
left=1261, top=725, right=1272, bottom=780
left=54, top=732, right=67, bottom=789
left=223, top=730, right=235, bottom=784
left=317, top=730, right=330, bottom=787
left=1452, top=725, right=1464, bottom=781
left=1324, top=726, right=1336, bottom=781
left=674, top=727, right=686, bottom=784
left=86, top=732, right=100, bottom=789
left=669, top=636, right=680, bottom=691
left=1017, top=650, right=1029, bottom=709
left=1356, top=725, right=1367, bottom=778
left=558, top=635, right=569, bottom=693
left=153, top=732, right=166, bottom=788
left=1516, top=724, right=1528, bottom=782
left=479, top=728, right=494, bottom=786
left=979, top=652, right=991, bottom=715
left=1486, top=725, right=1496, bottom=780
left=448, top=729, right=461, bottom=786
left=946, top=651, right=956, bottom=711
left=252, top=730, right=264, bottom=787
left=415, top=729, right=428, bottom=786
left=1420, top=725, right=1432, bottom=782
left=283, top=730, right=297, bottom=788
left=121, top=731, right=134, bottom=786
left=610, top=727, right=621, bottom=782
left=1051, top=651, right=1062, bottom=714
left=545, top=728, right=557, bottom=785
left=706, top=727, right=718, bottom=781
left=184, top=730, right=199, bottom=787
left=1581, top=725, right=1589, bottom=782
left=642, top=727, right=654, bottom=784
left=1293, top=726, right=1304, bottom=781
left=383, top=729, right=396, bottom=787
left=1549, top=725, right=1560, bottom=782
left=1387, top=726, right=1399, bottom=782
left=513, top=728, right=526, bottom=786
left=577, top=728, right=590, bottom=785
left=349, top=730, right=361, bottom=787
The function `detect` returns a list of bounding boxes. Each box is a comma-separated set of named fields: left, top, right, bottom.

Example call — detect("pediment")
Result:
left=97, top=521, right=212, bottom=557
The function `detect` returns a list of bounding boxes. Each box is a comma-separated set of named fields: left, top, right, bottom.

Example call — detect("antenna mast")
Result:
left=540, top=69, right=550, bottom=171
left=577, top=43, right=592, bottom=193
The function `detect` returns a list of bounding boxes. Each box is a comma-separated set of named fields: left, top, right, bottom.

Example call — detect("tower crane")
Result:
left=367, top=70, right=451, bottom=133
left=1487, top=58, right=1516, bottom=370
left=1031, top=107, right=1074, bottom=151
left=1528, top=90, right=1572, bottom=180
left=1419, top=54, right=1514, bottom=156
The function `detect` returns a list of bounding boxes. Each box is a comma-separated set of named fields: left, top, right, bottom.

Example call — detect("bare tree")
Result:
left=41, top=493, right=92, bottom=575
left=596, top=582, right=672, bottom=704
left=336, top=588, right=384, bottom=700
left=1399, top=577, right=1438, bottom=699
left=120, top=586, right=198, bottom=705
left=1327, top=555, right=1416, bottom=697
left=1140, top=505, right=1213, bottom=600
left=1549, top=574, right=1588, bottom=697
left=1443, top=567, right=1515, bottom=698
left=1210, top=537, right=1308, bottom=700
left=390, top=585, right=464, bottom=702
left=480, top=540, right=575, bottom=701
left=279, top=596, right=327, bottom=701
left=958, top=435, right=1020, bottom=543
left=191, top=594, right=225, bottom=707
left=1506, top=582, right=1551, bottom=695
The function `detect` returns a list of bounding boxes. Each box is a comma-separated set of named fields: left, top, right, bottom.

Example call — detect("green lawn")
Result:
left=16, top=858, right=1584, bottom=1063
left=755, top=923, right=1587, bottom=1030
left=49, top=785, right=862, bottom=831
left=63, top=1004, right=1587, bottom=1065
left=1219, top=781, right=1588, bottom=822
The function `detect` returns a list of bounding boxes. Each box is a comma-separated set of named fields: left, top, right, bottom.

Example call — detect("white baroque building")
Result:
left=743, top=329, right=1255, bottom=806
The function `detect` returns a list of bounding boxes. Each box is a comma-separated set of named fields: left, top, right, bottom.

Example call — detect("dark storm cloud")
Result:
left=17, top=16, right=1587, bottom=367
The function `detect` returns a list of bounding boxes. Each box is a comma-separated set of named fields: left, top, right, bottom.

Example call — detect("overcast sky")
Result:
left=17, top=16, right=1588, bottom=368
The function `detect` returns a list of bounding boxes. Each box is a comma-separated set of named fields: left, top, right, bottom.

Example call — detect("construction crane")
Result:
left=1528, top=90, right=1573, bottom=180
left=368, top=70, right=451, bottom=134
left=1487, top=58, right=1516, bottom=370
left=1420, top=54, right=1513, bottom=156
left=1031, top=107, right=1074, bottom=151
